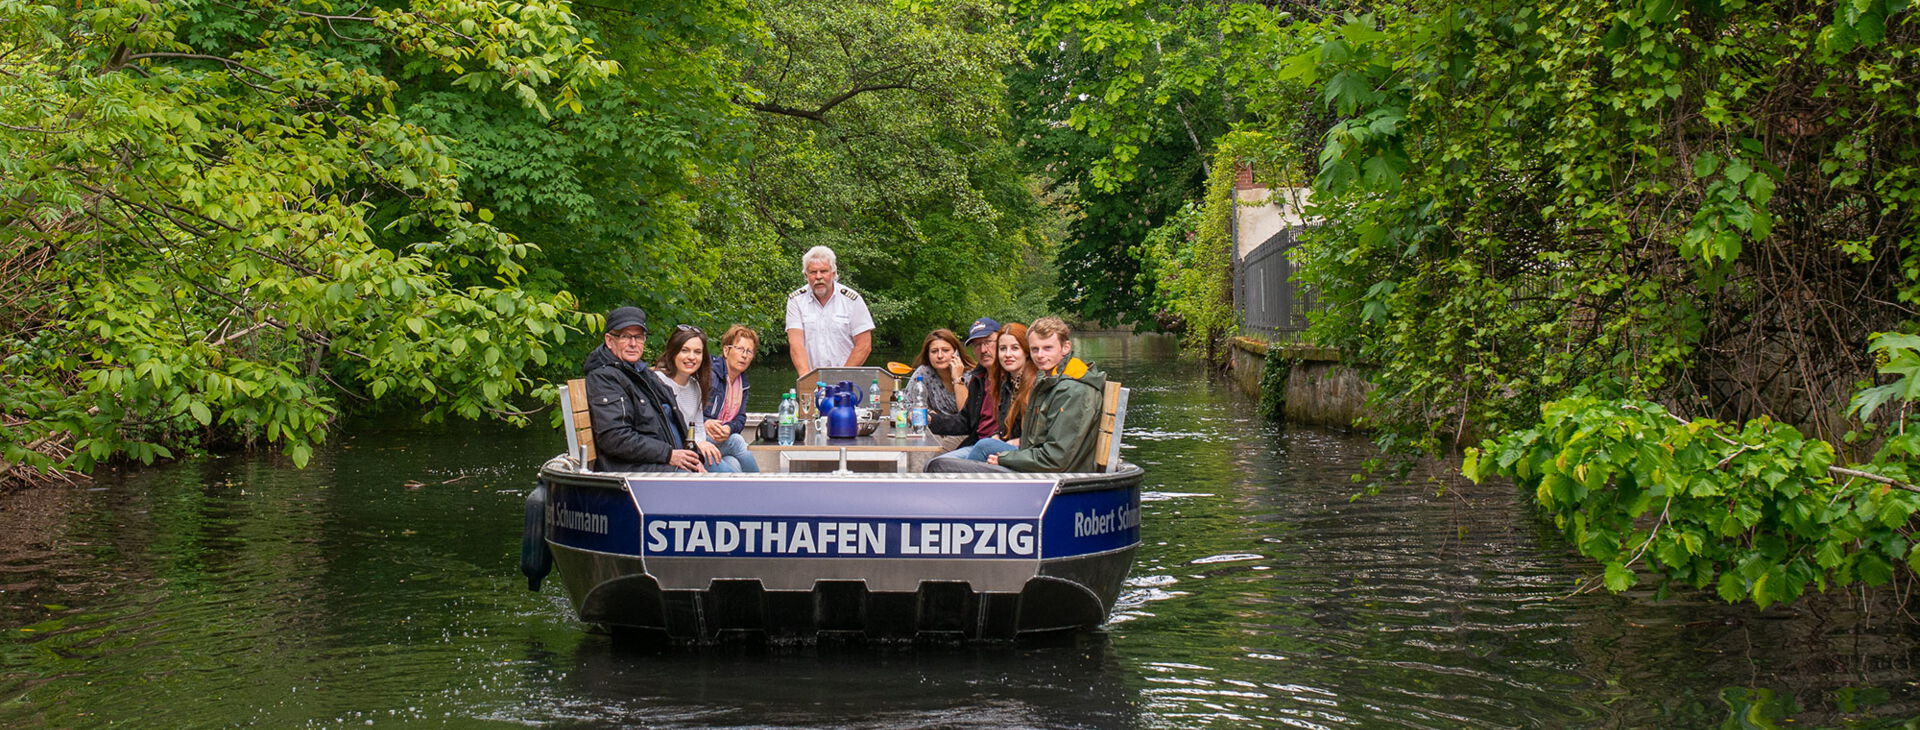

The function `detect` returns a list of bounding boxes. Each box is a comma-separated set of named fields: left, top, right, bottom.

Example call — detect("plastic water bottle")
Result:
left=908, top=375, right=929, bottom=437
left=778, top=391, right=797, bottom=446
left=892, top=387, right=908, bottom=434
left=869, top=379, right=881, bottom=410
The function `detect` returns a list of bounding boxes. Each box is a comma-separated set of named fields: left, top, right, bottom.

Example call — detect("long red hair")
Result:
left=986, top=322, right=1038, bottom=437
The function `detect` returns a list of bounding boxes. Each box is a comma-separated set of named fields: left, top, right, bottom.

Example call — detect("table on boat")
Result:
left=746, top=420, right=948, bottom=473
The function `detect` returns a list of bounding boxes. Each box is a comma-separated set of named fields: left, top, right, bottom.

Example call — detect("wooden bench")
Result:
left=1096, top=381, right=1130, bottom=473
left=560, top=378, right=595, bottom=466
left=560, top=376, right=1129, bottom=473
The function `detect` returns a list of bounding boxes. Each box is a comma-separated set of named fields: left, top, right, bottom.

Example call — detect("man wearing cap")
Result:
left=929, top=316, right=1002, bottom=448
left=582, top=306, right=704, bottom=472
left=785, top=246, right=875, bottom=376
left=928, top=316, right=1107, bottom=474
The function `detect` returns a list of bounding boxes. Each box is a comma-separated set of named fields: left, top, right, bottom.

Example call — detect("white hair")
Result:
left=802, top=246, right=837, bottom=274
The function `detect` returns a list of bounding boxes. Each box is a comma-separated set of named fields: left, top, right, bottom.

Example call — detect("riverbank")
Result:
left=1226, top=336, right=1371, bottom=429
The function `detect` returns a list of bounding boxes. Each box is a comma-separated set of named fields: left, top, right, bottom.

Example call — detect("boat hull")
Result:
left=533, top=460, right=1143, bottom=642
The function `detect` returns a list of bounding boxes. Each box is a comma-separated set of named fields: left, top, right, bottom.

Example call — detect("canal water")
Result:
left=2, top=335, right=1916, bottom=728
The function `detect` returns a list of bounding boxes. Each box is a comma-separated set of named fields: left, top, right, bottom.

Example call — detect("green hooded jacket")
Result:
left=997, top=357, right=1107, bottom=473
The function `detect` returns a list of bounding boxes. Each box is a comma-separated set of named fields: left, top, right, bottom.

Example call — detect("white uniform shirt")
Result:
left=784, top=283, right=875, bottom=371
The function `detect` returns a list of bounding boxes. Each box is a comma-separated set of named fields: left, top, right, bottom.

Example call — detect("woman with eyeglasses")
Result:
left=651, top=325, right=750, bottom=473
left=703, top=325, right=762, bottom=473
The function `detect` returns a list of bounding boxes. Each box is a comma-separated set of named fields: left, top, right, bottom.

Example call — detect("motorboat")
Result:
left=520, top=367, right=1138, bottom=643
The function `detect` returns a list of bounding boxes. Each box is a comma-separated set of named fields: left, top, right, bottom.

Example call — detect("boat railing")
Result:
left=555, top=377, right=1131, bottom=475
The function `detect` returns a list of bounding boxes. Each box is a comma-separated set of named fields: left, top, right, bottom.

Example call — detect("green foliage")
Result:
left=1465, top=396, right=1919, bottom=609
left=1258, top=348, right=1293, bottom=422
left=1141, top=130, right=1307, bottom=354
left=1288, top=1, right=1920, bottom=456
left=0, top=0, right=607, bottom=477
left=1242, top=0, right=1920, bottom=612
left=1007, top=0, right=1328, bottom=328
left=398, top=0, right=763, bottom=332
left=1, top=0, right=1066, bottom=483
left=726, top=0, right=1052, bottom=346
left=1140, top=146, right=1234, bottom=352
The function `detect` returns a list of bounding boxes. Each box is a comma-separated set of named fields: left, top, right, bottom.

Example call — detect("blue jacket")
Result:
left=704, top=356, right=750, bottom=437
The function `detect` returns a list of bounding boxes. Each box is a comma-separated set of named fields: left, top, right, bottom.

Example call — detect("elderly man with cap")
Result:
left=929, top=316, right=1002, bottom=449
left=581, top=306, right=704, bottom=472
left=785, top=245, right=876, bottom=377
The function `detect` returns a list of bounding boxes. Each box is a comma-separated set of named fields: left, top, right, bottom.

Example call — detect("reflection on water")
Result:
left=1, top=333, right=1916, bottom=728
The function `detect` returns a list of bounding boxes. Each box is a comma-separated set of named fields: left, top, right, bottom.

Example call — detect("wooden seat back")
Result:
left=1095, top=381, right=1130, bottom=473
left=560, top=378, right=595, bottom=465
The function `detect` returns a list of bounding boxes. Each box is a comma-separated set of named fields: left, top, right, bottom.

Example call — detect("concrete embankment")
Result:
left=1227, top=337, right=1371, bottom=429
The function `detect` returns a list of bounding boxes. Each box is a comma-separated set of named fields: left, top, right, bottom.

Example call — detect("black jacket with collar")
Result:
left=582, top=345, right=691, bottom=472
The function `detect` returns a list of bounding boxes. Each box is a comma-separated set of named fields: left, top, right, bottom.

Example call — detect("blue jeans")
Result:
left=706, top=433, right=759, bottom=473
left=935, top=437, right=1015, bottom=463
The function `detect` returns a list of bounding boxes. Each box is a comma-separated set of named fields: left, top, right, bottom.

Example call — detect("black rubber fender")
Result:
left=521, top=481, right=553, bottom=591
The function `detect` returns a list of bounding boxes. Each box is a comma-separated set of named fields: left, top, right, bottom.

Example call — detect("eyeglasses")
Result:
left=608, top=332, right=646, bottom=343
left=725, top=344, right=756, bottom=354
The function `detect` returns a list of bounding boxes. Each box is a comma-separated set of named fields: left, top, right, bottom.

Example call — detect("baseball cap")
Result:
left=964, top=317, right=1002, bottom=344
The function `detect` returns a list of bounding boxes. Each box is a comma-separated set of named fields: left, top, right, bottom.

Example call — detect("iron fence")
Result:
left=1234, top=225, right=1316, bottom=340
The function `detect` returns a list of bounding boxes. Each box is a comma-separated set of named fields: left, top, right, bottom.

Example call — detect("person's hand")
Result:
left=696, top=440, right=723, bottom=465
left=986, top=453, right=1000, bottom=465
left=703, top=419, right=730, bottom=442
left=1006, top=438, right=1020, bottom=447
left=669, top=449, right=706, bottom=472
left=945, top=359, right=965, bottom=384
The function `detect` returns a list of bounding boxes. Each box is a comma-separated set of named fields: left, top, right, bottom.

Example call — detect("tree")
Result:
left=0, top=0, right=613, bottom=482
left=395, top=0, right=770, bottom=330
left=1006, top=0, right=1330, bottom=331
left=723, top=0, right=1053, bottom=345
left=1276, top=1, right=1920, bottom=605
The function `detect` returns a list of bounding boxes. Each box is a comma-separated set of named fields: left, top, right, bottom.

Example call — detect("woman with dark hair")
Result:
left=652, top=325, right=746, bottom=473
left=927, top=322, right=1036, bottom=467
left=914, top=328, right=974, bottom=451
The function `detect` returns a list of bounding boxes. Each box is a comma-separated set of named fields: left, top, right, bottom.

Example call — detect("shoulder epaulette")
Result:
left=789, top=287, right=809, bottom=299
left=839, top=286, right=860, bottom=301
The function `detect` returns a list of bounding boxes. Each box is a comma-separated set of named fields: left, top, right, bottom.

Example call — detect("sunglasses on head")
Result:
left=675, top=324, right=704, bottom=336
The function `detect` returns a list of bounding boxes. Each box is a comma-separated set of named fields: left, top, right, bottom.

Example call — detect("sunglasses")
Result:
left=675, top=324, right=704, bottom=336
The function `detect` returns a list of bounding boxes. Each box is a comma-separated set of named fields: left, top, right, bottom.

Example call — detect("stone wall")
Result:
left=1227, top=337, right=1371, bottom=430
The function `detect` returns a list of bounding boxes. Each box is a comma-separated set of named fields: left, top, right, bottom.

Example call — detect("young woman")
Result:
left=914, top=328, right=975, bottom=451
left=703, top=325, right=761, bottom=473
left=651, top=326, right=750, bottom=473
left=933, top=322, right=1036, bottom=463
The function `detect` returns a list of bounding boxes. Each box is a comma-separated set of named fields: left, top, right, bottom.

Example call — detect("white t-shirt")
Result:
left=784, top=282, right=875, bottom=371
left=653, top=370, right=709, bottom=443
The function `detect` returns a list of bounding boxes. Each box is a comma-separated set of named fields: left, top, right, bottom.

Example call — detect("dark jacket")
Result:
left=928, top=364, right=982, bottom=439
left=703, top=355, right=750, bottom=437
left=997, top=357, right=1106, bottom=473
left=583, top=345, right=691, bottom=472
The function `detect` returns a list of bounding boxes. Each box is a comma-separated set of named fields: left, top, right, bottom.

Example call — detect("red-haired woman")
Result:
left=927, top=322, right=1036, bottom=468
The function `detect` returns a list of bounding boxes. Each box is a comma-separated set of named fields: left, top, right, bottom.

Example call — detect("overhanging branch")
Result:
left=744, top=83, right=914, bottom=122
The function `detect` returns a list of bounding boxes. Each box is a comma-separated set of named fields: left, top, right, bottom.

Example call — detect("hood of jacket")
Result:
left=1047, top=357, right=1106, bottom=392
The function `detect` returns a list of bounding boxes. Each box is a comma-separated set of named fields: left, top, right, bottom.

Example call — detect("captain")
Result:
left=784, top=245, right=875, bottom=376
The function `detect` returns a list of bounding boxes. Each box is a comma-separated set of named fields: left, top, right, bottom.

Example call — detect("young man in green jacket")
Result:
left=928, top=316, right=1107, bottom=474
